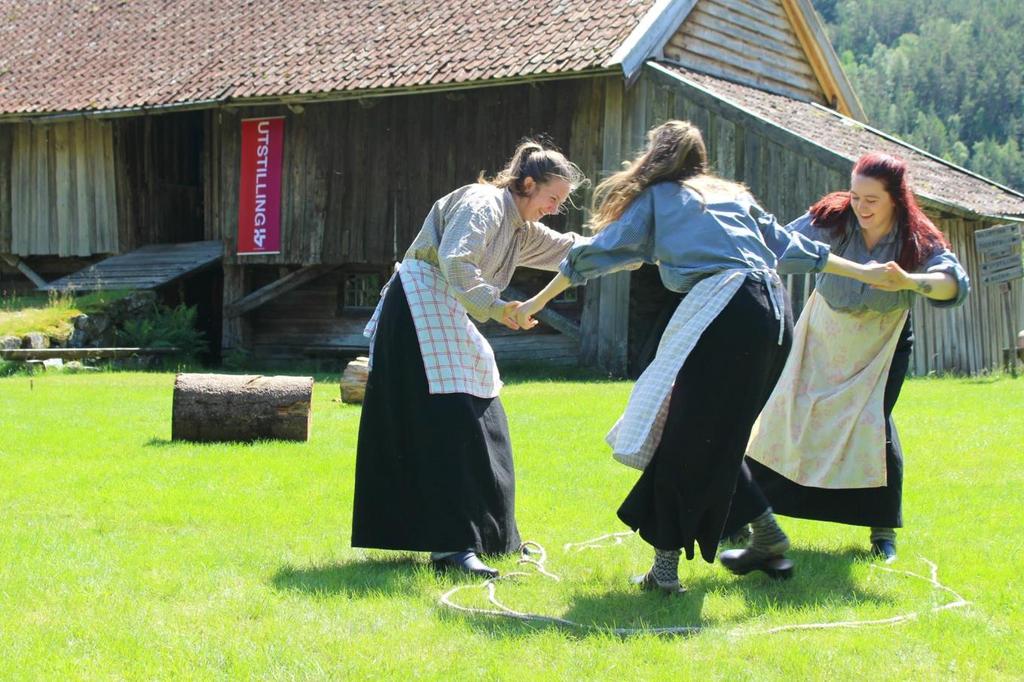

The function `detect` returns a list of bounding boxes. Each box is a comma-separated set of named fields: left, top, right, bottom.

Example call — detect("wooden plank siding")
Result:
left=245, top=266, right=581, bottom=366
left=8, top=119, right=120, bottom=257
left=662, top=0, right=827, bottom=104
left=209, top=80, right=587, bottom=266
left=0, top=124, right=12, bottom=253
left=593, top=77, right=631, bottom=375
left=571, top=77, right=610, bottom=366
left=627, top=65, right=1017, bottom=376
left=925, top=215, right=1024, bottom=376
left=114, top=111, right=204, bottom=252
left=213, top=79, right=600, bottom=362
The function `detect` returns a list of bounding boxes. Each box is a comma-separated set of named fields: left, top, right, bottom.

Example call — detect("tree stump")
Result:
left=172, top=373, right=313, bottom=442
left=340, top=356, right=370, bottom=404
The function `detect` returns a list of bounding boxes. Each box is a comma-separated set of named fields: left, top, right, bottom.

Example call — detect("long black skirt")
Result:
left=617, top=277, right=794, bottom=563
left=737, top=315, right=914, bottom=529
left=350, top=278, right=521, bottom=554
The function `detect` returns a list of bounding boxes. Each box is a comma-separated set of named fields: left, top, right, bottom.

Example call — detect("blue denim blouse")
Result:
left=559, top=182, right=830, bottom=291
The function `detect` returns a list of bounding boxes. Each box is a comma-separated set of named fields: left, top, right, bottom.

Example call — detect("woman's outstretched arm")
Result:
left=865, top=262, right=959, bottom=301
left=514, top=273, right=572, bottom=329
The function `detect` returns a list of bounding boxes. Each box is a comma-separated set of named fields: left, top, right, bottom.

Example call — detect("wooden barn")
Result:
left=1, top=0, right=1021, bottom=375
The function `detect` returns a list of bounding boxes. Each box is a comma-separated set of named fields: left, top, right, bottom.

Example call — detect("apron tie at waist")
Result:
left=750, top=269, right=787, bottom=345
left=766, top=272, right=786, bottom=346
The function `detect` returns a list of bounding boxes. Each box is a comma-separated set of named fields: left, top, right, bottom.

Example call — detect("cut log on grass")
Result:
left=172, top=373, right=313, bottom=442
left=340, top=356, right=370, bottom=404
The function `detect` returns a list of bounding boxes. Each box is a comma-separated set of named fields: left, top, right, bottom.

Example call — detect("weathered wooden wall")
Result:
left=207, top=79, right=584, bottom=266
left=0, top=124, right=11, bottom=253
left=915, top=217, right=1023, bottom=375
left=7, top=119, right=119, bottom=256
left=243, top=266, right=580, bottom=365
left=216, top=79, right=594, bottom=361
left=0, top=111, right=204, bottom=260
left=115, top=111, right=205, bottom=251
left=627, top=65, right=1015, bottom=375
left=663, top=0, right=825, bottom=103
left=568, top=76, right=629, bottom=372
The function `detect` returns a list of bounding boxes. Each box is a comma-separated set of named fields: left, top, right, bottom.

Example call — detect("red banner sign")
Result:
left=237, top=117, right=284, bottom=255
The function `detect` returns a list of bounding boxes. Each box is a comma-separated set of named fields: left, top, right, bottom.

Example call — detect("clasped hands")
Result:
left=492, top=299, right=544, bottom=331
left=493, top=260, right=912, bottom=331
left=859, top=260, right=914, bottom=292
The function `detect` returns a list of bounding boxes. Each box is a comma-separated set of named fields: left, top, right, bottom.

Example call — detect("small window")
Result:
left=338, top=271, right=383, bottom=315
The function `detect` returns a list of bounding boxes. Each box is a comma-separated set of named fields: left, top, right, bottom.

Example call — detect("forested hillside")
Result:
left=813, top=0, right=1024, bottom=192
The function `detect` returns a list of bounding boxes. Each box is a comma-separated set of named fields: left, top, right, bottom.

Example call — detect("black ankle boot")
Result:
left=870, top=539, right=897, bottom=563
left=719, top=548, right=794, bottom=580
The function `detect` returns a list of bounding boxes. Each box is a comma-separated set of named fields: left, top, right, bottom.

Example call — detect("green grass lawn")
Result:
left=1, top=371, right=1022, bottom=679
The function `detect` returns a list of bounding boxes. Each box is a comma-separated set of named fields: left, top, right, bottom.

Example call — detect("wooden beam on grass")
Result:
left=1, top=347, right=180, bottom=361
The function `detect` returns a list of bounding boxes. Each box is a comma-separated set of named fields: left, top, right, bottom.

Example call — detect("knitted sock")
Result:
left=748, top=509, right=790, bottom=557
left=870, top=527, right=897, bottom=544
left=651, top=548, right=681, bottom=585
left=723, top=524, right=752, bottom=545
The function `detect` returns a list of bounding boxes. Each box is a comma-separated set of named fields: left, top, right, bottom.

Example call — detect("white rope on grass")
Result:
left=439, top=538, right=702, bottom=636
left=736, top=558, right=972, bottom=636
left=519, top=541, right=561, bottom=581
left=438, top=534, right=972, bottom=638
left=439, top=571, right=703, bottom=637
left=562, top=531, right=636, bottom=553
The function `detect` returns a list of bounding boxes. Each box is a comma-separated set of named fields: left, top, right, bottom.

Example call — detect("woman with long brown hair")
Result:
left=720, top=152, right=969, bottom=571
left=352, top=141, right=587, bottom=578
left=515, top=121, right=886, bottom=593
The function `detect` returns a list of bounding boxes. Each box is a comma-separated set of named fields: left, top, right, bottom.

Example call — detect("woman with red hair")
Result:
left=720, top=152, right=969, bottom=572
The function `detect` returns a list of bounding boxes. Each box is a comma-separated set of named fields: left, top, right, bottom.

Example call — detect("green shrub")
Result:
left=0, top=359, right=24, bottom=377
left=116, top=303, right=208, bottom=365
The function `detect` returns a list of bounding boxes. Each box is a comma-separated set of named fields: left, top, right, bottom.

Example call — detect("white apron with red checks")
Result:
left=364, top=259, right=502, bottom=399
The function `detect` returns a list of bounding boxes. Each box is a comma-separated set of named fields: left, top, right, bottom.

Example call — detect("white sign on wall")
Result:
left=974, top=223, right=1022, bottom=286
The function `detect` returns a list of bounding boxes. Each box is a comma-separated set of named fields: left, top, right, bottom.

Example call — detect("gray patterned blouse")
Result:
left=404, top=184, right=584, bottom=322
left=789, top=213, right=970, bottom=313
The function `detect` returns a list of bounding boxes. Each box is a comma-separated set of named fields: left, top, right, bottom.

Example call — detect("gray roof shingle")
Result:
left=658, top=63, right=1024, bottom=217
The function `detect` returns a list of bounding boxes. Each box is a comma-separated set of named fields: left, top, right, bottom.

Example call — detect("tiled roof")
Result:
left=658, top=63, right=1024, bottom=217
left=0, top=0, right=654, bottom=115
